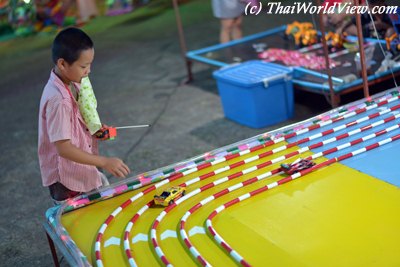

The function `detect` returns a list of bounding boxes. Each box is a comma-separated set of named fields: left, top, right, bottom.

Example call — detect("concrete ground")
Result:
left=0, top=1, right=397, bottom=266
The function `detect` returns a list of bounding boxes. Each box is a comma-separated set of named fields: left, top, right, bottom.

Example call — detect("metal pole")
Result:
left=115, top=124, right=151, bottom=129
left=172, top=0, right=193, bottom=84
left=353, top=0, right=370, bottom=98
left=316, top=0, right=337, bottom=107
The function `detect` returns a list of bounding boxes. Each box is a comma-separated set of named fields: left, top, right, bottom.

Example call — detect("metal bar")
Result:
left=172, top=0, right=193, bottom=83
left=187, top=25, right=287, bottom=56
left=345, top=35, right=386, bottom=44
left=293, top=67, right=343, bottom=84
left=115, top=124, right=151, bottom=129
left=186, top=52, right=229, bottom=67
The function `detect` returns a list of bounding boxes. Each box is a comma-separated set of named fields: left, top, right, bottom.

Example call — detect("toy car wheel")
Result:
left=169, top=200, right=174, bottom=205
left=182, top=190, right=185, bottom=196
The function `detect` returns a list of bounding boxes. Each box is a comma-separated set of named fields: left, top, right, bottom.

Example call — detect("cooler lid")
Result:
left=213, top=60, right=293, bottom=88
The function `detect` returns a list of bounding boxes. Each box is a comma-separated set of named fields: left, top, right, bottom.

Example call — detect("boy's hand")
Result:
left=102, top=157, right=131, bottom=178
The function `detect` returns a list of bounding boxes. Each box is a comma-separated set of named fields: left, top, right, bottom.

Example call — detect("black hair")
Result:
left=52, top=27, right=94, bottom=65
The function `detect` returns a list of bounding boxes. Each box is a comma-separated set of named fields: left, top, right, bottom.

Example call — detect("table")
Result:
left=186, top=26, right=400, bottom=107
left=44, top=87, right=400, bottom=267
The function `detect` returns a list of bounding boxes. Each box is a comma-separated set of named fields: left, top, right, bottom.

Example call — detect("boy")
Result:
left=38, top=27, right=130, bottom=202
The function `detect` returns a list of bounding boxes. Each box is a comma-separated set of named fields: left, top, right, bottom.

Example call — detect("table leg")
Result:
left=46, top=232, right=60, bottom=267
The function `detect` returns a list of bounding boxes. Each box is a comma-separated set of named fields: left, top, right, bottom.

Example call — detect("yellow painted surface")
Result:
left=60, top=142, right=400, bottom=267
left=214, top=163, right=400, bottom=267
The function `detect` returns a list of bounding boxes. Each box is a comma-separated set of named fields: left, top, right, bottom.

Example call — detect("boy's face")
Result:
left=57, top=48, right=94, bottom=83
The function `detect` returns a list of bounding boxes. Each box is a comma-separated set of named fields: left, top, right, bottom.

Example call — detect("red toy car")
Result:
left=280, top=158, right=316, bottom=175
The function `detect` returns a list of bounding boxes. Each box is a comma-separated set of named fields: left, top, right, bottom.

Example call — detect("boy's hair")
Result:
left=52, top=27, right=94, bottom=65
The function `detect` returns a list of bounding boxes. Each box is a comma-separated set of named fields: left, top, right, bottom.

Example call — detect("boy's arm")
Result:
left=55, top=139, right=130, bottom=178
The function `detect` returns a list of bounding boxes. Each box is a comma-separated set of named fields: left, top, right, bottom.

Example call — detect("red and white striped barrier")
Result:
left=151, top=122, right=400, bottom=266
left=206, top=132, right=400, bottom=266
left=94, top=94, right=400, bottom=266
left=123, top=113, right=400, bottom=266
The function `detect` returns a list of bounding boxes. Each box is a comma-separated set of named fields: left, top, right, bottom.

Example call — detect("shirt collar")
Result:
left=49, top=70, right=87, bottom=125
left=49, top=70, right=81, bottom=99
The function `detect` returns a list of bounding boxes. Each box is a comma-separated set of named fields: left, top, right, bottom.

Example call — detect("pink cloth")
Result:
left=38, top=71, right=102, bottom=192
left=258, top=48, right=340, bottom=70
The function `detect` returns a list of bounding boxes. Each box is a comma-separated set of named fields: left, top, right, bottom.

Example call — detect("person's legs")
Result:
left=231, top=16, right=243, bottom=40
left=49, top=173, right=109, bottom=205
left=49, top=182, right=81, bottom=202
left=220, top=18, right=235, bottom=43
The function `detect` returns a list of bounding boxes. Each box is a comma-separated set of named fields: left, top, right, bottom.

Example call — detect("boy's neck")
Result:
left=53, top=67, right=71, bottom=85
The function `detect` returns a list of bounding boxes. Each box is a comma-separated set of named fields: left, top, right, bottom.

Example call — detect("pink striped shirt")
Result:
left=38, top=71, right=102, bottom=192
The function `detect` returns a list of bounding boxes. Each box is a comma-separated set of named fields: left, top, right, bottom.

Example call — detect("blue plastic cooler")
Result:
left=213, top=60, right=294, bottom=128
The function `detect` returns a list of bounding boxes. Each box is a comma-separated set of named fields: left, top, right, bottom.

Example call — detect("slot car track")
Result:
left=55, top=89, right=400, bottom=267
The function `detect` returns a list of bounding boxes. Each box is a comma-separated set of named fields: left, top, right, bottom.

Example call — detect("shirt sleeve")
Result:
left=46, top=97, right=73, bottom=143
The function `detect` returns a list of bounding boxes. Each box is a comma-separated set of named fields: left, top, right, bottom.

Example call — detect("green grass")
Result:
left=0, top=0, right=205, bottom=58
left=114, top=0, right=211, bottom=39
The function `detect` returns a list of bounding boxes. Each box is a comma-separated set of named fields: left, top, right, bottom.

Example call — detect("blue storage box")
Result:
left=213, top=60, right=294, bottom=128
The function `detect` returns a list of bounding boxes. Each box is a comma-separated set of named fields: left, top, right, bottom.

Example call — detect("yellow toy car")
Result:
left=154, top=186, right=186, bottom=206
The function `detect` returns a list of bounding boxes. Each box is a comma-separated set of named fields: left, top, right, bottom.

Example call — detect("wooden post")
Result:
left=172, top=0, right=193, bottom=84
left=46, top=232, right=60, bottom=267
left=353, top=0, right=370, bottom=98
left=316, top=0, right=337, bottom=107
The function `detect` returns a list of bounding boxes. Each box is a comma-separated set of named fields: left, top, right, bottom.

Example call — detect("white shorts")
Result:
left=211, top=0, right=246, bottom=19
